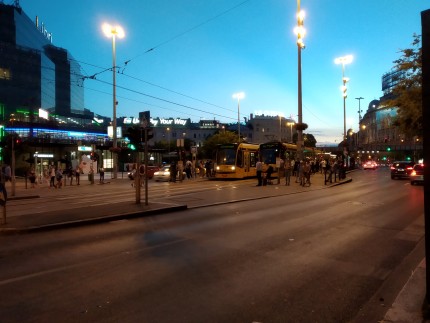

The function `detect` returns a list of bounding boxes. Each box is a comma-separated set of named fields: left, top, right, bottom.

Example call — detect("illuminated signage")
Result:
left=38, top=108, right=49, bottom=120
left=150, top=117, right=189, bottom=127
left=34, top=153, right=54, bottom=158
left=107, top=126, right=122, bottom=138
left=78, top=146, right=93, bottom=152
left=123, top=117, right=140, bottom=124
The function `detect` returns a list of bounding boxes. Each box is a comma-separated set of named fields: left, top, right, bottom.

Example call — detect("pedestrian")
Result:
left=205, top=160, right=211, bottom=178
left=29, top=167, right=36, bottom=188
left=139, top=164, right=145, bottom=186
left=185, top=160, right=192, bottom=179
left=75, top=165, right=80, bottom=185
left=284, top=158, right=292, bottom=186
left=4, top=164, right=11, bottom=182
left=256, top=160, right=263, bottom=186
left=266, top=164, right=274, bottom=185
left=49, top=166, right=56, bottom=188
left=99, top=166, right=105, bottom=183
left=327, top=160, right=333, bottom=184
left=55, top=168, right=63, bottom=188
left=68, top=166, right=74, bottom=185
left=298, top=161, right=305, bottom=186
left=303, top=160, right=311, bottom=186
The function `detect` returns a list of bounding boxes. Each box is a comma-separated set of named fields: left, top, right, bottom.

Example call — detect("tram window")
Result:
left=217, top=149, right=236, bottom=165
left=236, top=149, right=243, bottom=167
left=250, top=152, right=257, bottom=167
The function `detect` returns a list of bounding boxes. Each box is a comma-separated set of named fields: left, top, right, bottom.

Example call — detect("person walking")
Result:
left=55, top=168, right=63, bottom=188
left=29, top=167, right=36, bottom=188
left=256, top=160, right=263, bottom=186
left=303, top=160, right=311, bottom=186
left=49, top=166, right=56, bottom=188
left=68, top=166, right=74, bottom=185
left=4, top=164, right=11, bottom=182
left=284, top=158, right=292, bottom=186
left=75, top=165, right=80, bottom=185
left=99, top=167, right=105, bottom=183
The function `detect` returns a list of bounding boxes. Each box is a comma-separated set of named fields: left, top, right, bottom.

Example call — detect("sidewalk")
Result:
left=0, top=171, right=350, bottom=233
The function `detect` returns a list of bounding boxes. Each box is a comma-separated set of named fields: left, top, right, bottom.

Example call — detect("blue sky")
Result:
left=18, top=0, right=428, bottom=144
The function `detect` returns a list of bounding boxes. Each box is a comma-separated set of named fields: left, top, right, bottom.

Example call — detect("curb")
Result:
left=0, top=204, right=188, bottom=235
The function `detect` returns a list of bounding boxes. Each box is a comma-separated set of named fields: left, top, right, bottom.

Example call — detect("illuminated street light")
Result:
left=335, top=55, right=353, bottom=152
left=287, top=122, right=295, bottom=143
left=102, top=23, right=125, bottom=179
left=232, top=92, right=245, bottom=142
left=294, top=0, right=306, bottom=159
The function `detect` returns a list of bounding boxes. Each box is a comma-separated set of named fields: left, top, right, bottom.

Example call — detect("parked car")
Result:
left=363, top=160, right=377, bottom=170
left=390, top=161, right=415, bottom=179
left=410, top=164, right=424, bottom=185
left=153, top=165, right=186, bottom=182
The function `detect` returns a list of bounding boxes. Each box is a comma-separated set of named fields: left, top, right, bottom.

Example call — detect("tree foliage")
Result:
left=383, top=34, right=422, bottom=138
left=200, top=131, right=238, bottom=159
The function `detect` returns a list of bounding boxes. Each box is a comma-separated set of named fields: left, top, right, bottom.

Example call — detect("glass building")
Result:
left=0, top=3, right=85, bottom=121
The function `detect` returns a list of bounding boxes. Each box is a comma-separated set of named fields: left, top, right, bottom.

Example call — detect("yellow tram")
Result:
left=214, top=143, right=259, bottom=179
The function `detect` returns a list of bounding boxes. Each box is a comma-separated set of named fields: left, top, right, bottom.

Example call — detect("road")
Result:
left=0, top=168, right=424, bottom=322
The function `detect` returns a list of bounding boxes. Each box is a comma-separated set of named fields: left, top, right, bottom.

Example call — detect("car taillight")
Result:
left=390, top=166, right=395, bottom=170
left=407, top=167, right=413, bottom=170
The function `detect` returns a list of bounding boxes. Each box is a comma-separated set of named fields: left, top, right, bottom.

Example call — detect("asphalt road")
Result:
left=0, top=168, right=424, bottom=322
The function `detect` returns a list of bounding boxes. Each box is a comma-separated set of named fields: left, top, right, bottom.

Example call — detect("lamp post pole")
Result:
left=102, top=23, right=125, bottom=179
left=356, top=96, right=364, bottom=125
left=287, top=122, right=295, bottom=143
left=295, top=0, right=305, bottom=160
left=335, top=55, right=353, bottom=167
left=232, top=92, right=245, bottom=142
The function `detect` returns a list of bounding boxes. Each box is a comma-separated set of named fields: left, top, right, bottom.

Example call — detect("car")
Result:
left=128, top=165, right=160, bottom=180
left=153, top=165, right=186, bottom=182
left=390, top=161, right=415, bottom=179
left=363, top=160, right=377, bottom=170
left=410, top=164, right=424, bottom=185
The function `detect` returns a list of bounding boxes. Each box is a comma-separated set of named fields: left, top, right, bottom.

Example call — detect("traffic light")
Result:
left=127, top=143, right=136, bottom=151
left=386, top=147, right=391, bottom=152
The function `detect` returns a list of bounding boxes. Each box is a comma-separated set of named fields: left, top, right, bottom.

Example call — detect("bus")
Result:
left=214, top=143, right=260, bottom=179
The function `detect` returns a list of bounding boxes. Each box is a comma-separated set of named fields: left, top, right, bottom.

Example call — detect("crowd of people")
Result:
left=257, top=156, right=347, bottom=187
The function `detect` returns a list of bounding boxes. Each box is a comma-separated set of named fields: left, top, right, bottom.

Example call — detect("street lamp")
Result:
left=102, top=23, right=125, bottom=179
left=166, top=127, right=170, bottom=154
left=294, top=0, right=306, bottom=159
left=232, top=92, right=245, bottom=142
left=287, top=122, right=295, bottom=143
left=355, top=97, right=364, bottom=125
left=334, top=54, right=353, bottom=148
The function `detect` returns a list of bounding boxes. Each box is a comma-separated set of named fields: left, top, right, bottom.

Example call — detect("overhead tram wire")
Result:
left=76, top=61, right=238, bottom=117
left=123, top=0, right=254, bottom=65
left=93, top=78, right=237, bottom=121
left=85, top=86, right=204, bottom=120
left=120, top=72, right=237, bottom=114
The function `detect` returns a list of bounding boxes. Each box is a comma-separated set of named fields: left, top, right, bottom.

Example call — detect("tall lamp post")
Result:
left=287, top=122, right=295, bottom=143
left=102, top=23, right=125, bottom=179
left=335, top=55, right=353, bottom=168
left=355, top=96, right=364, bottom=125
left=232, top=92, right=245, bottom=142
left=294, top=0, right=306, bottom=159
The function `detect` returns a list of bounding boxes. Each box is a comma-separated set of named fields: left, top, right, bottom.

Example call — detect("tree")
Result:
left=292, top=132, right=317, bottom=147
left=200, top=131, right=237, bottom=159
left=382, top=34, right=422, bottom=138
